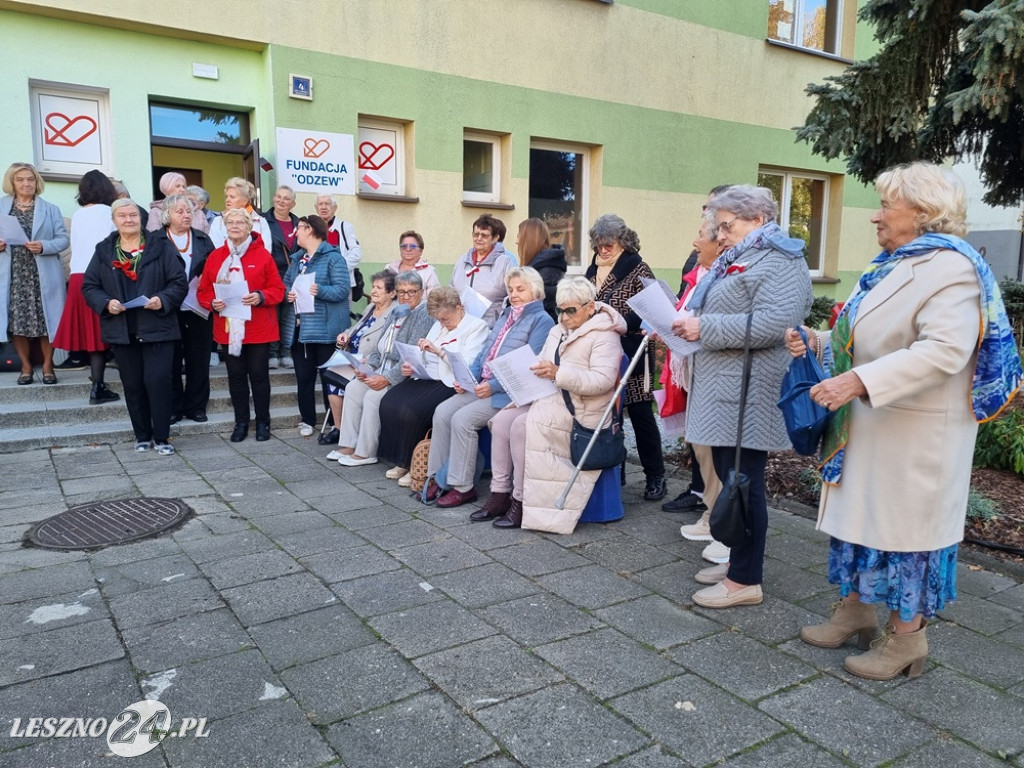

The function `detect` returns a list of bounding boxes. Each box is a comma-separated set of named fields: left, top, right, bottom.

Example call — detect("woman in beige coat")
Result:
left=786, top=162, right=1022, bottom=681
left=487, top=276, right=626, bottom=532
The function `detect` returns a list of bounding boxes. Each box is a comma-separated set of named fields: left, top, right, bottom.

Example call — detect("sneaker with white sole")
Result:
left=280, top=356, right=294, bottom=368
left=702, top=540, right=731, bottom=564
left=154, top=441, right=175, bottom=456
left=298, top=422, right=314, bottom=437
left=680, top=517, right=713, bottom=541
left=385, top=466, right=408, bottom=479
left=326, top=450, right=344, bottom=461
left=268, top=357, right=280, bottom=369
left=397, top=473, right=413, bottom=487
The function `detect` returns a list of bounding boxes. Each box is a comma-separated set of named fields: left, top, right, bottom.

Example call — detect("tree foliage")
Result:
left=795, top=0, right=1024, bottom=207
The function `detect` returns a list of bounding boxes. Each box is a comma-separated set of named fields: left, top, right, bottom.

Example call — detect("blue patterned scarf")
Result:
left=821, top=233, right=1022, bottom=485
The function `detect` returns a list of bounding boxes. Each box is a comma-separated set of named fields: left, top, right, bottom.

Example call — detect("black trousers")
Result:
left=689, top=444, right=705, bottom=494
left=290, top=329, right=335, bottom=426
left=712, top=446, right=769, bottom=586
left=223, top=342, right=271, bottom=425
left=112, top=340, right=174, bottom=443
left=172, top=310, right=212, bottom=417
left=626, top=400, right=665, bottom=478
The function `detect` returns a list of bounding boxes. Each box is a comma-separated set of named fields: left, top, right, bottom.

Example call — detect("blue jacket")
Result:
left=471, top=300, right=555, bottom=407
left=282, top=241, right=350, bottom=344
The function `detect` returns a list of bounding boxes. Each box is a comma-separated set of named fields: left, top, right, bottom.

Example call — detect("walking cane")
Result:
left=554, top=334, right=650, bottom=509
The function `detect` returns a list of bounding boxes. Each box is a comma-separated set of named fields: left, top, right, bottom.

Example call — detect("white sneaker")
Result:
left=209, top=352, right=219, bottom=366
left=298, top=422, right=314, bottom=437
left=680, top=517, right=713, bottom=541
left=702, top=540, right=731, bottom=564
left=397, top=473, right=413, bottom=487
left=268, top=357, right=280, bottom=369
left=326, top=450, right=343, bottom=461
left=281, top=356, right=294, bottom=368
left=385, top=466, right=408, bottom=479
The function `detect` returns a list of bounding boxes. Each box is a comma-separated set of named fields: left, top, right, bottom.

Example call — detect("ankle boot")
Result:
left=470, top=492, right=511, bottom=521
left=89, top=381, right=120, bottom=405
left=800, top=600, right=879, bottom=650
left=492, top=498, right=523, bottom=529
left=844, top=623, right=928, bottom=680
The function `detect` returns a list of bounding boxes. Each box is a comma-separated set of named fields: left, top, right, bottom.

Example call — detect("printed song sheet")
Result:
left=214, top=281, right=251, bottom=320
left=182, top=277, right=210, bottom=319
left=0, top=215, right=29, bottom=246
left=459, top=287, right=491, bottom=319
left=318, top=349, right=374, bottom=376
left=121, top=295, right=152, bottom=310
left=626, top=280, right=700, bottom=356
left=292, top=272, right=316, bottom=314
left=447, top=350, right=477, bottom=390
left=488, top=345, right=558, bottom=407
left=395, top=341, right=432, bottom=380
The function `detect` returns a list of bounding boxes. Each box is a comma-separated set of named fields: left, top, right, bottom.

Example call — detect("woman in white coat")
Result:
left=786, top=162, right=1022, bottom=681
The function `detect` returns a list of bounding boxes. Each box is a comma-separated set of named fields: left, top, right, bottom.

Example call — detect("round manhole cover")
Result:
left=27, top=498, right=193, bottom=550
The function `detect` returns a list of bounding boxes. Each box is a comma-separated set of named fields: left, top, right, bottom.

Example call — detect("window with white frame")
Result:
left=463, top=131, right=502, bottom=204
left=767, top=0, right=842, bottom=54
left=29, top=81, right=114, bottom=179
left=357, top=117, right=407, bottom=196
left=529, top=141, right=590, bottom=268
left=758, top=168, right=828, bottom=274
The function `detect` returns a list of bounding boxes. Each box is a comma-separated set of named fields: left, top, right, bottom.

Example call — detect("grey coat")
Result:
left=379, top=302, right=434, bottom=385
left=685, top=244, right=813, bottom=452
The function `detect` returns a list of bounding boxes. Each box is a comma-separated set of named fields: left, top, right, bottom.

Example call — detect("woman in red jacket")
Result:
left=198, top=208, right=284, bottom=442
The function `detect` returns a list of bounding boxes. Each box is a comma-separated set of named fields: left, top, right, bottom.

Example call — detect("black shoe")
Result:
left=661, top=491, right=707, bottom=513
left=230, top=423, right=249, bottom=442
left=89, top=382, right=120, bottom=405
left=255, top=423, right=271, bottom=442
left=643, top=474, right=667, bottom=501
left=318, top=427, right=340, bottom=445
left=169, top=413, right=183, bottom=425
left=187, top=411, right=208, bottom=423
left=55, top=357, right=88, bottom=371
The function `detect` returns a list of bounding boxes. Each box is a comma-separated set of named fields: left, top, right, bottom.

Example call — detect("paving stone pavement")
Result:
left=1, top=432, right=1022, bottom=768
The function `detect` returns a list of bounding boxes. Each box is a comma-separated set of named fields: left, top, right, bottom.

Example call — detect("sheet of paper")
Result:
left=487, top=344, right=558, bottom=407
left=0, top=215, right=29, bottom=247
left=447, top=350, right=477, bottom=390
left=626, top=282, right=700, bottom=357
left=121, top=295, right=152, bottom=310
left=181, top=277, right=210, bottom=319
left=459, top=286, right=491, bottom=319
left=341, top=349, right=375, bottom=376
left=395, top=341, right=432, bottom=380
left=214, top=281, right=251, bottom=320
left=293, top=272, right=316, bottom=314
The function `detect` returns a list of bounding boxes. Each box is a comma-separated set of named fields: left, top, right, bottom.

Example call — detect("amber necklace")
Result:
left=170, top=229, right=191, bottom=254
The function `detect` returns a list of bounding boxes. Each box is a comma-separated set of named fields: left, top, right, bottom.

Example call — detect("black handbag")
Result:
left=777, top=326, right=831, bottom=456
left=555, top=347, right=626, bottom=471
left=708, top=314, right=754, bottom=547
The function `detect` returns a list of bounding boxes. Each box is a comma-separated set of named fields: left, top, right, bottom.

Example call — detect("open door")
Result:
left=242, top=138, right=261, bottom=209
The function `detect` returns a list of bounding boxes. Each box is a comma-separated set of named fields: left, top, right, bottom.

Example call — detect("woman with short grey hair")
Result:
left=208, top=177, right=272, bottom=250
left=585, top=214, right=667, bottom=501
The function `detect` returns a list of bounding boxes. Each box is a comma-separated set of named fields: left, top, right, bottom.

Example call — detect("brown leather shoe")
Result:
left=492, top=498, right=523, bottom=529
left=470, top=492, right=511, bottom=521
left=435, top=487, right=478, bottom=508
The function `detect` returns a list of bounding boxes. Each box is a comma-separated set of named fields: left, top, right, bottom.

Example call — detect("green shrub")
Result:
left=974, top=409, right=1024, bottom=478
left=966, top=488, right=1002, bottom=522
left=999, top=277, right=1024, bottom=353
left=804, top=295, right=836, bottom=330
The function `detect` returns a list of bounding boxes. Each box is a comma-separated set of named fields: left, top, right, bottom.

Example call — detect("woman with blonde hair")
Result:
left=208, top=177, right=272, bottom=249
left=516, top=218, right=566, bottom=319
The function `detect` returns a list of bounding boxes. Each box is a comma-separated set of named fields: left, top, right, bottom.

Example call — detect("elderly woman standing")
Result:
left=450, top=214, right=517, bottom=326
left=386, top=231, right=441, bottom=296
left=785, top=162, right=1021, bottom=680
left=150, top=194, right=216, bottom=423
left=0, top=162, right=69, bottom=385
left=334, top=271, right=434, bottom=468
left=517, top=218, right=567, bottom=319
left=147, top=172, right=209, bottom=235
left=426, top=267, right=554, bottom=508
left=283, top=215, right=350, bottom=437
left=208, top=177, right=272, bottom=250
left=675, top=185, right=813, bottom=609
left=586, top=214, right=667, bottom=500
left=54, top=170, right=118, bottom=403
left=485, top=277, right=626, bottom=530
left=377, top=286, right=489, bottom=481
left=82, top=199, right=188, bottom=454
left=198, top=208, right=284, bottom=442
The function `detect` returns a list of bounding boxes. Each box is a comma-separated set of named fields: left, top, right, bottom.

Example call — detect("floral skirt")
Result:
left=827, top=537, right=958, bottom=622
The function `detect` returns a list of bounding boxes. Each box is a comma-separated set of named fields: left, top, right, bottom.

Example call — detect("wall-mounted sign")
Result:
left=275, top=127, right=355, bottom=195
left=30, top=81, right=114, bottom=179
left=290, top=74, right=313, bottom=101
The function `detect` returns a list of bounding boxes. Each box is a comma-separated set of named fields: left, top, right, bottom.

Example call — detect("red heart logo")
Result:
left=359, top=142, right=395, bottom=171
left=43, top=113, right=98, bottom=147
left=303, top=138, right=331, bottom=158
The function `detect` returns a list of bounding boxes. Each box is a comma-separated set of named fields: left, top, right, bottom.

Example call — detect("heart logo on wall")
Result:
left=303, top=138, right=331, bottom=158
left=43, top=113, right=98, bottom=147
left=359, top=142, right=395, bottom=171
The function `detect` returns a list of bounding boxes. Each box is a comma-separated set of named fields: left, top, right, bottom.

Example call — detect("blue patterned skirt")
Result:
left=827, top=538, right=958, bottom=622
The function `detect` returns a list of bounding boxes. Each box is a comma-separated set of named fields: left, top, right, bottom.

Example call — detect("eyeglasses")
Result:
left=717, top=216, right=740, bottom=234
left=555, top=306, right=580, bottom=317
left=594, top=242, right=618, bottom=252
left=472, top=231, right=493, bottom=240
left=396, top=289, right=421, bottom=297
left=399, top=244, right=421, bottom=250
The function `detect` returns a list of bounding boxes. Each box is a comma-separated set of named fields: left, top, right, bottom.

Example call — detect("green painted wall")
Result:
left=616, top=0, right=767, bottom=39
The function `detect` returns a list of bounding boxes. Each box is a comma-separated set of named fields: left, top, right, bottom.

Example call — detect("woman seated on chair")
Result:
left=423, top=267, right=555, bottom=508
left=321, top=270, right=398, bottom=450
left=376, top=286, right=489, bottom=484
left=481, top=276, right=625, bottom=530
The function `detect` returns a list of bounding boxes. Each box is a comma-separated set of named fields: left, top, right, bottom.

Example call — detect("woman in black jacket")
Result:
left=517, top=218, right=567, bottom=320
left=82, top=199, right=188, bottom=455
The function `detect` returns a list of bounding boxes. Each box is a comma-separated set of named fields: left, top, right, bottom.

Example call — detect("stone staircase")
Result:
left=0, top=363, right=318, bottom=453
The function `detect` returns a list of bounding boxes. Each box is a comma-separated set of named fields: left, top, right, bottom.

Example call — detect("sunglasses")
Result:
left=555, top=306, right=581, bottom=317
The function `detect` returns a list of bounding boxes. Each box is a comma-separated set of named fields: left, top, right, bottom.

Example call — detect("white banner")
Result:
left=276, top=127, right=355, bottom=196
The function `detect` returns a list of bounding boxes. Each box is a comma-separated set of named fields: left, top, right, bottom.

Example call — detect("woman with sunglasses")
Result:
left=386, top=230, right=440, bottom=297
